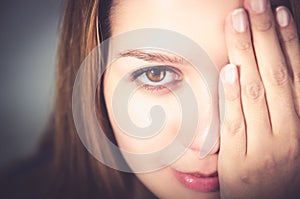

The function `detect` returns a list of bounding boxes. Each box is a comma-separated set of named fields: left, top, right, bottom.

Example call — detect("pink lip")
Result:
left=172, top=169, right=219, bottom=192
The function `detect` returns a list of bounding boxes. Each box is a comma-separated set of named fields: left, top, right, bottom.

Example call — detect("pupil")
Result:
left=146, top=69, right=166, bottom=82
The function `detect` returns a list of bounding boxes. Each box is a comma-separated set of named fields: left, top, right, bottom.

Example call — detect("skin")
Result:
left=103, top=0, right=300, bottom=198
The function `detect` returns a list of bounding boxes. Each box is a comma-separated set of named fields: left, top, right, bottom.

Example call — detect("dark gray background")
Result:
left=0, top=0, right=61, bottom=167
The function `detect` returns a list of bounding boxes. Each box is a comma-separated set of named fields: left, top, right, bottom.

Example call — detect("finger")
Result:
left=244, top=0, right=296, bottom=132
left=275, top=6, right=300, bottom=117
left=225, top=8, right=271, bottom=153
left=220, top=64, right=246, bottom=158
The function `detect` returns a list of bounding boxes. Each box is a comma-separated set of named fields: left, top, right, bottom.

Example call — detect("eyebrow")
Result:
left=119, top=50, right=184, bottom=64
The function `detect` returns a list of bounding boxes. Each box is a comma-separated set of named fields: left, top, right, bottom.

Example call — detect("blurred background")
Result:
left=0, top=0, right=61, bottom=168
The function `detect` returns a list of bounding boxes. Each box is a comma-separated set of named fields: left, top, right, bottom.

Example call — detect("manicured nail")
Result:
left=276, top=6, right=290, bottom=27
left=221, top=64, right=237, bottom=84
left=250, top=0, right=267, bottom=14
left=232, top=8, right=248, bottom=33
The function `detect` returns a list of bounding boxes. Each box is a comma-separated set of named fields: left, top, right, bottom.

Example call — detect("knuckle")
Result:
left=286, top=136, right=300, bottom=161
left=223, top=119, right=245, bottom=135
left=234, top=39, right=252, bottom=52
left=253, top=18, right=273, bottom=32
left=270, top=65, right=289, bottom=86
left=262, top=155, right=278, bottom=171
left=240, top=174, right=251, bottom=184
left=282, top=30, right=299, bottom=44
left=225, top=88, right=240, bottom=102
left=294, top=72, right=300, bottom=83
left=238, top=167, right=252, bottom=185
left=244, top=81, right=265, bottom=101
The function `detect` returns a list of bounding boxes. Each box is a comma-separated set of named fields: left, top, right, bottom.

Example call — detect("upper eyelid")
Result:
left=130, top=65, right=182, bottom=80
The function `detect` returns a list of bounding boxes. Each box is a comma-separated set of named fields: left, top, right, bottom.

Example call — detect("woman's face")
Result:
left=103, top=0, right=243, bottom=198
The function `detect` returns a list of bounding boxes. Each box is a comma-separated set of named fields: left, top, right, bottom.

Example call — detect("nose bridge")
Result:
left=188, top=97, right=220, bottom=158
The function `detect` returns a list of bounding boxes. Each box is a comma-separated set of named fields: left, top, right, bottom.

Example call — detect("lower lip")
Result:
left=172, top=170, right=220, bottom=192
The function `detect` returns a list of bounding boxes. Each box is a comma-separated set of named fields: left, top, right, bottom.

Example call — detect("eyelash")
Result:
left=131, top=65, right=183, bottom=93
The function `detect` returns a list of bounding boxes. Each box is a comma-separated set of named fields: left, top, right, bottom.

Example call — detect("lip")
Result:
left=172, top=169, right=219, bottom=192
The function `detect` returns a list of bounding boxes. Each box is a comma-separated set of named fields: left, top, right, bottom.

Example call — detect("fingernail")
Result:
left=221, top=64, right=237, bottom=84
left=276, top=7, right=290, bottom=27
left=232, top=8, right=248, bottom=33
left=249, top=0, right=267, bottom=14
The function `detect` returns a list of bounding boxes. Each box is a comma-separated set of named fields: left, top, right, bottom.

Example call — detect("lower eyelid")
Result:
left=136, top=78, right=183, bottom=94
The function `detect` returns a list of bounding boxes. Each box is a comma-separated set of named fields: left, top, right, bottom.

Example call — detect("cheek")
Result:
left=110, top=90, right=183, bottom=154
left=104, top=69, right=214, bottom=158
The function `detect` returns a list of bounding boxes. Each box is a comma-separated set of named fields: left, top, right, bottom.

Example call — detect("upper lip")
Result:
left=174, top=169, right=218, bottom=178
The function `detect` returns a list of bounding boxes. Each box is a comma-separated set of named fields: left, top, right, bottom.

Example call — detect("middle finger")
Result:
left=244, top=0, right=296, bottom=132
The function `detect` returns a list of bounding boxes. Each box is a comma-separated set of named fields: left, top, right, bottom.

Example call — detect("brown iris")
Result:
left=146, top=68, right=166, bottom=82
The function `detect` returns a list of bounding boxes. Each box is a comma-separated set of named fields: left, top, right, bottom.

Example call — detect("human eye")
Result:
left=130, top=65, right=183, bottom=93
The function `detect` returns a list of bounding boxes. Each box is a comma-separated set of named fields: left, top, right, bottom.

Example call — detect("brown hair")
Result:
left=49, top=0, right=155, bottom=198
left=45, top=0, right=300, bottom=198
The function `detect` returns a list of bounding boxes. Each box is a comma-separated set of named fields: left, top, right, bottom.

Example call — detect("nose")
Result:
left=188, top=99, right=220, bottom=158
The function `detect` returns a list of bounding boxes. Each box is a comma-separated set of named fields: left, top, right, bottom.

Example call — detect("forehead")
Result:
left=105, top=0, right=294, bottom=70
left=109, top=0, right=243, bottom=69
left=110, top=0, right=244, bottom=34
left=108, top=0, right=287, bottom=41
